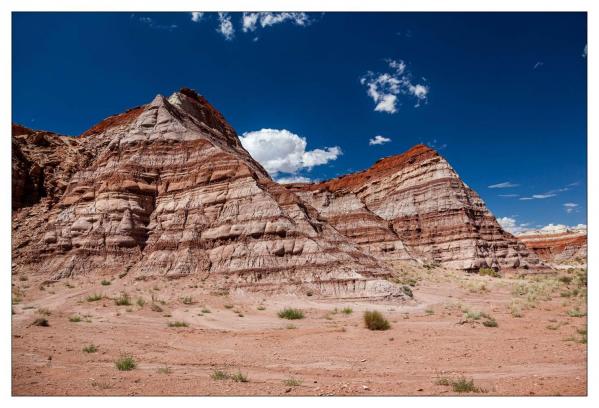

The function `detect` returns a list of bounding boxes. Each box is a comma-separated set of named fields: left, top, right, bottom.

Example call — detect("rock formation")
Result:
left=518, top=226, right=587, bottom=265
left=11, top=89, right=403, bottom=299
left=286, top=145, right=539, bottom=271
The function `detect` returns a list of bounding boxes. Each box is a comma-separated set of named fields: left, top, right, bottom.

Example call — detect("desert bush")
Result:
left=257, top=305, right=266, bottom=311
left=482, top=316, right=498, bottom=327
left=86, top=293, right=103, bottom=302
left=83, top=344, right=98, bottom=353
left=341, top=307, right=353, bottom=315
left=402, top=285, right=413, bottom=297
left=558, top=275, right=573, bottom=284
left=100, top=280, right=111, bottom=286
left=425, top=308, right=435, bottom=315
left=567, top=308, right=586, bottom=317
left=278, top=308, right=304, bottom=320
left=435, top=377, right=451, bottom=386
left=364, top=310, right=390, bottom=330
left=284, top=378, right=303, bottom=387
left=115, top=355, right=136, bottom=371
left=201, top=308, right=211, bottom=313
left=231, top=372, right=249, bottom=382
left=158, top=365, right=172, bottom=374
left=451, top=377, right=484, bottom=393
left=150, top=303, right=163, bottom=312
left=479, top=268, right=500, bottom=278
left=69, top=315, right=82, bottom=323
left=224, top=304, right=234, bottom=309
left=114, top=293, right=131, bottom=306
left=136, top=297, right=146, bottom=307
left=509, top=299, right=524, bottom=317
left=211, top=370, right=230, bottom=380
left=168, top=321, right=189, bottom=327
left=32, top=318, right=49, bottom=327
left=181, top=296, right=193, bottom=305
left=37, top=308, right=51, bottom=316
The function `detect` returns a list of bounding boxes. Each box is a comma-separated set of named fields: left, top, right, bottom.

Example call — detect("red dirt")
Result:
left=12, top=268, right=587, bottom=396
left=79, top=106, right=145, bottom=138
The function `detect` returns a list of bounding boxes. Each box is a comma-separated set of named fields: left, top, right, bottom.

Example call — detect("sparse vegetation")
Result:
left=224, top=304, right=234, bottom=309
left=479, top=268, right=500, bottom=278
left=231, top=371, right=249, bottom=382
left=37, top=308, right=51, bottom=316
left=558, top=275, right=573, bottom=284
left=211, top=370, right=230, bottom=380
left=284, top=378, right=303, bottom=387
left=435, top=377, right=452, bottom=386
left=83, top=344, right=98, bottom=353
left=101, top=280, right=111, bottom=286
left=181, top=296, right=193, bottom=305
left=257, top=305, right=266, bottom=311
left=278, top=308, right=305, bottom=320
left=168, top=321, right=189, bottom=327
left=86, top=293, right=103, bottom=302
left=158, top=365, right=172, bottom=374
left=451, top=377, right=484, bottom=393
left=482, top=316, right=498, bottom=327
left=150, top=303, right=163, bottom=312
left=69, top=315, right=82, bottom=323
left=402, top=285, right=413, bottom=297
left=425, top=308, right=435, bottom=315
left=115, top=355, right=136, bottom=371
left=341, top=307, right=353, bottom=315
left=201, top=308, right=211, bottom=313
left=364, top=310, right=390, bottom=331
left=136, top=297, right=146, bottom=307
left=114, top=293, right=131, bottom=306
left=567, top=308, right=586, bottom=317
left=32, top=318, right=49, bottom=327
left=286, top=324, right=297, bottom=329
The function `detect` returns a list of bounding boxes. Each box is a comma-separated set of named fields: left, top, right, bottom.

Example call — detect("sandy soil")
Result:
left=11, top=267, right=587, bottom=396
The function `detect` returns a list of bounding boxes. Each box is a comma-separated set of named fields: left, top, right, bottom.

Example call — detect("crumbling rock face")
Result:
left=12, top=90, right=404, bottom=299
left=288, top=145, right=539, bottom=271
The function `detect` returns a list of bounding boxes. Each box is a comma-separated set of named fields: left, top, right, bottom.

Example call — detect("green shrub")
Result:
left=114, top=293, right=131, bottom=306
left=181, top=296, right=193, bottom=305
left=257, top=305, right=266, bottom=311
left=100, top=280, right=111, bottom=286
left=559, top=276, right=573, bottom=284
left=115, top=355, right=136, bottom=371
left=86, top=293, right=103, bottom=302
left=451, top=377, right=482, bottom=393
left=363, top=311, right=390, bottom=330
left=69, top=315, right=82, bottom=323
left=83, top=344, right=98, bottom=353
left=211, top=370, right=230, bottom=380
left=567, top=309, right=586, bottom=317
left=201, top=308, right=211, bottom=313
left=136, top=297, right=146, bottom=307
left=479, top=268, right=500, bottom=278
left=231, top=372, right=249, bottom=383
left=341, top=307, right=353, bottom=315
left=168, top=321, right=188, bottom=327
left=278, top=308, right=304, bottom=320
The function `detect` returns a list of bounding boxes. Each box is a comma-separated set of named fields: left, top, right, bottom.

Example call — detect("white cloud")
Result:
left=488, top=181, right=519, bottom=189
left=533, top=61, right=544, bottom=70
left=517, top=223, right=587, bottom=236
left=239, top=128, right=341, bottom=177
left=190, top=12, right=204, bottom=23
left=217, top=12, right=234, bottom=40
left=361, top=59, right=429, bottom=114
left=564, top=202, right=579, bottom=214
left=276, top=176, right=313, bottom=184
left=499, top=194, right=519, bottom=198
left=369, top=135, right=391, bottom=146
left=426, top=139, right=447, bottom=150
left=497, top=217, right=532, bottom=235
left=242, top=12, right=311, bottom=32
left=583, top=44, right=587, bottom=58
left=532, top=194, right=556, bottom=199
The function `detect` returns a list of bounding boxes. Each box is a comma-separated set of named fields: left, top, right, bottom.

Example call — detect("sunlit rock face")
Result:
left=287, top=145, right=539, bottom=272
left=11, top=89, right=405, bottom=299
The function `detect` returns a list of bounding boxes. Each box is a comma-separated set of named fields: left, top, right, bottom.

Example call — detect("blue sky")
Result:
left=12, top=12, right=587, bottom=232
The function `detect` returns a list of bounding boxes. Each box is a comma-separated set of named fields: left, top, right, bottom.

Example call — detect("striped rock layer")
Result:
left=11, top=89, right=404, bottom=299
left=518, top=231, right=587, bottom=265
left=287, top=145, right=539, bottom=272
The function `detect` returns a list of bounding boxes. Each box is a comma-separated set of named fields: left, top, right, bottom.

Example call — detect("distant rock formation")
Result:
left=518, top=225, right=587, bottom=266
left=286, top=145, right=539, bottom=271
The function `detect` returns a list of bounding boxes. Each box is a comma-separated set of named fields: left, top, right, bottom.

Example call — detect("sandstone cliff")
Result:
left=287, top=145, right=539, bottom=271
left=11, top=89, right=403, bottom=299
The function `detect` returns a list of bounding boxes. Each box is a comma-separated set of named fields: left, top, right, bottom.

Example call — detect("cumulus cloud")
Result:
left=488, top=181, right=519, bottom=189
left=217, top=12, right=234, bottom=40
left=239, top=128, right=341, bottom=178
left=190, top=12, right=204, bottom=23
left=242, top=12, right=310, bottom=32
left=360, top=59, right=429, bottom=114
left=369, top=135, right=391, bottom=146
left=497, top=217, right=532, bottom=235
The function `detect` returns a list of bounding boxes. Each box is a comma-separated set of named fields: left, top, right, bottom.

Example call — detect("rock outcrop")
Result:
left=11, top=89, right=403, bottom=299
left=287, top=145, right=539, bottom=271
left=518, top=226, right=587, bottom=265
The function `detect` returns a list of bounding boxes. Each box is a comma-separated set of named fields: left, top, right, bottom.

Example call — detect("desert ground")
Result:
left=12, top=265, right=587, bottom=396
